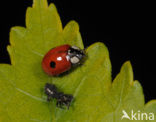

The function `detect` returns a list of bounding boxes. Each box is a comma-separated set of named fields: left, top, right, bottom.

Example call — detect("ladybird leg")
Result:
left=56, top=101, right=59, bottom=107
left=56, top=101, right=61, bottom=107
left=56, top=101, right=64, bottom=109
left=67, top=101, right=72, bottom=109
left=47, top=96, right=51, bottom=101
left=60, top=102, right=65, bottom=109
left=67, top=103, right=70, bottom=109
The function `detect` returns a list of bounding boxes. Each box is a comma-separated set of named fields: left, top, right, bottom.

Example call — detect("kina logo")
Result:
left=121, top=110, right=154, bottom=121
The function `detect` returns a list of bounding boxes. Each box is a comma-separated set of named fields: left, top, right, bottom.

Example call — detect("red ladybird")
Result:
left=42, top=44, right=85, bottom=76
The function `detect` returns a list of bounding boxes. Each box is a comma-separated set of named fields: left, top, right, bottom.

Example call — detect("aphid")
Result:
left=42, top=44, right=85, bottom=76
left=45, top=83, right=73, bottom=109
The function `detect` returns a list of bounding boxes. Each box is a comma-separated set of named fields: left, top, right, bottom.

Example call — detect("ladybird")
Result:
left=42, top=44, right=85, bottom=76
left=45, top=83, right=73, bottom=109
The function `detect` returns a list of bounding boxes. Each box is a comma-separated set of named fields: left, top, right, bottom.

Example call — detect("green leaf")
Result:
left=0, top=0, right=156, bottom=121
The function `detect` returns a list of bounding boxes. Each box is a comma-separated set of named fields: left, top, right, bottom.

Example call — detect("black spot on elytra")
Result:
left=50, top=61, right=56, bottom=68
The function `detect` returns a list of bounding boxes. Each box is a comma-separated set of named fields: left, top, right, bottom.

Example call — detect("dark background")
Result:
left=0, top=0, right=155, bottom=102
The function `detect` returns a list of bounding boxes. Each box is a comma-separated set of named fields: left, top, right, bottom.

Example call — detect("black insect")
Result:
left=44, top=83, right=73, bottom=109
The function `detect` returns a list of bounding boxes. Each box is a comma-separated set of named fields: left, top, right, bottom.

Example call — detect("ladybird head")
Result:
left=44, top=83, right=57, bottom=96
left=68, top=46, right=86, bottom=65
